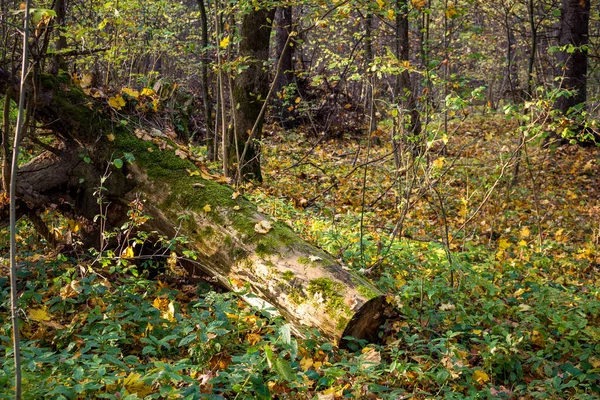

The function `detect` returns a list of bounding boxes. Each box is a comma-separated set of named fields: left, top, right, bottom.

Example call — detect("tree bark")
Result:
left=554, top=0, right=590, bottom=114
left=50, top=0, right=68, bottom=74
left=395, top=0, right=421, bottom=138
left=0, top=73, right=391, bottom=346
left=232, top=7, right=276, bottom=182
left=197, top=0, right=214, bottom=160
left=273, top=6, right=295, bottom=129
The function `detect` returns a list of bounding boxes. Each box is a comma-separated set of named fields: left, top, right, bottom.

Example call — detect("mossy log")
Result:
left=0, top=73, right=392, bottom=346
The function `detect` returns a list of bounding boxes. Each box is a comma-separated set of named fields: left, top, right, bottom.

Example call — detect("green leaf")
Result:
left=274, top=358, right=295, bottom=382
left=113, top=158, right=123, bottom=168
left=73, top=366, right=84, bottom=381
left=264, top=344, right=274, bottom=368
left=124, top=152, right=135, bottom=164
left=279, top=324, right=291, bottom=345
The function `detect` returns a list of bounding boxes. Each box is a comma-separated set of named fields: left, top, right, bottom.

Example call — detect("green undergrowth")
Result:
left=1, top=111, right=599, bottom=398
left=1, top=222, right=599, bottom=398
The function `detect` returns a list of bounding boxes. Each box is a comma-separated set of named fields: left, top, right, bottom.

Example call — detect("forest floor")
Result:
left=1, top=112, right=599, bottom=399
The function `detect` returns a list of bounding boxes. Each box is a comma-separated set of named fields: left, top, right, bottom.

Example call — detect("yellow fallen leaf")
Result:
left=106, top=133, right=115, bottom=142
left=232, top=191, right=240, bottom=200
left=29, top=307, right=51, bottom=322
left=300, top=357, right=314, bottom=371
left=121, top=87, right=139, bottom=98
left=108, top=94, right=126, bottom=110
left=203, top=204, right=212, bottom=212
left=433, top=157, right=445, bottom=169
left=520, top=226, right=530, bottom=238
left=187, top=169, right=200, bottom=176
left=141, top=88, right=156, bottom=97
left=472, top=369, right=489, bottom=384
left=123, top=372, right=153, bottom=397
left=233, top=205, right=241, bottom=211
left=246, top=333, right=262, bottom=345
left=589, top=357, right=600, bottom=368
left=79, top=73, right=93, bottom=88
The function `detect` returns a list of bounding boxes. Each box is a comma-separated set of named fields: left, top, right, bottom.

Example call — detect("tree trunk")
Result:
left=50, top=0, right=68, bottom=75
left=396, top=0, right=421, bottom=139
left=0, top=73, right=391, bottom=347
left=554, top=0, right=590, bottom=114
left=273, top=6, right=295, bottom=129
left=232, top=7, right=276, bottom=182
left=197, top=0, right=214, bottom=161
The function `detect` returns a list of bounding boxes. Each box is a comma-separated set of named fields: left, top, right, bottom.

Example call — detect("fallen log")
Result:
left=1, top=73, right=393, bottom=345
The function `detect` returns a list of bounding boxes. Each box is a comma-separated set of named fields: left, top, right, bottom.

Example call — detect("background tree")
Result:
left=554, top=0, right=591, bottom=117
left=232, top=5, right=276, bottom=182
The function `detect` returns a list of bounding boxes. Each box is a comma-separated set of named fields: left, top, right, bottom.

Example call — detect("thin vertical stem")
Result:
left=10, top=1, right=31, bottom=398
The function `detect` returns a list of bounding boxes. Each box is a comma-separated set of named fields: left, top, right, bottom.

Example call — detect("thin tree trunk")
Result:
left=50, top=0, right=68, bottom=74
left=197, top=0, right=214, bottom=160
left=365, top=12, right=377, bottom=134
left=396, top=0, right=421, bottom=139
left=526, top=0, right=537, bottom=99
left=273, top=6, right=295, bottom=128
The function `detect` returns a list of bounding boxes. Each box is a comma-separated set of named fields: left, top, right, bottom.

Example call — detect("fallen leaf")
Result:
left=123, top=372, right=153, bottom=397
left=472, top=369, right=490, bottom=384
left=300, top=357, right=314, bottom=371
left=175, top=149, right=187, bottom=159
left=203, top=204, right=212, bottom=212
left=79, top=73, right=93, bottom=88
left=41, top=320, right=66, bottom=330
left=254, top=220, right=272, bottom=234
left=121, top=87, right=139, bottom=98
left=108, top=94, right=126, bottom=110
left=141, top=88, right=156, bottom=97
left=29, top=307, right=51, bottom=322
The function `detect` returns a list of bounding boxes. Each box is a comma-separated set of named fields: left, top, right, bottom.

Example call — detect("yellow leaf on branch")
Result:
left=220, top=36, right=230, bottom=48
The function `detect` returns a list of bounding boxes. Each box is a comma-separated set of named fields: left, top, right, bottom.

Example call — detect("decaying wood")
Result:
left=0, top=73, right=393, bottom=345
